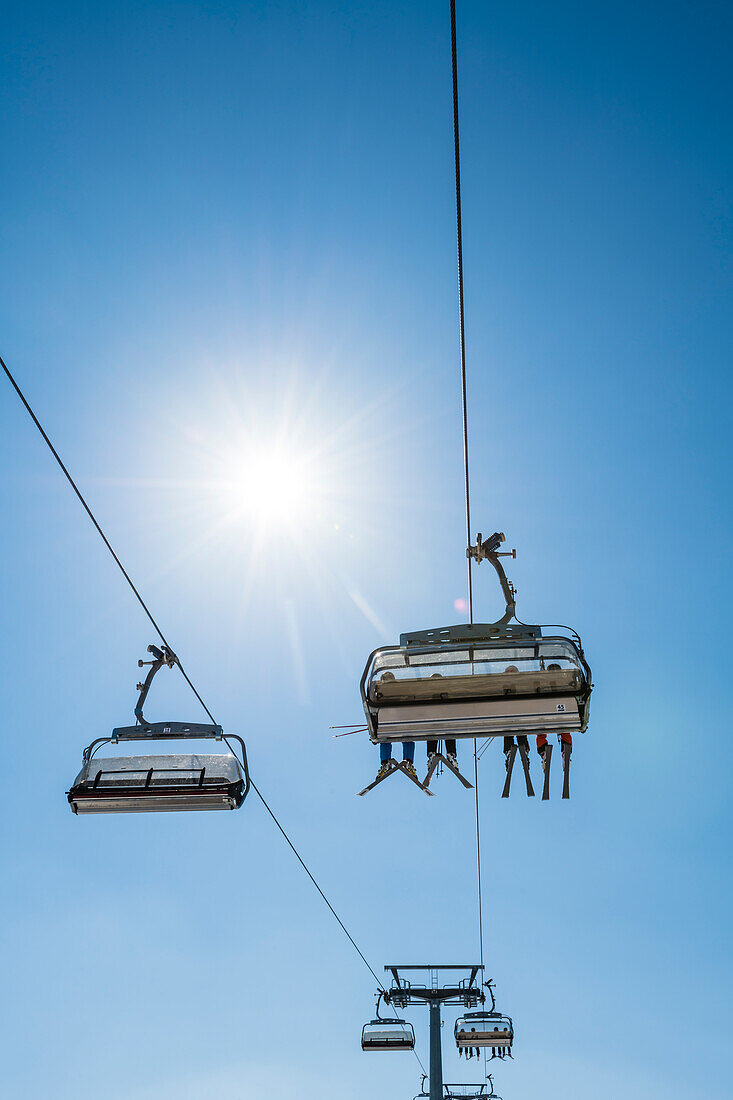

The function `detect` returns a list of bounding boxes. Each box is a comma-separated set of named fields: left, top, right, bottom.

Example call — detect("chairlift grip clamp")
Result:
left=466, top=532, right=517, bottom=625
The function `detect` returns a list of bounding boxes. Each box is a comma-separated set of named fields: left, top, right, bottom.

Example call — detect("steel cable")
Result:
left=451, top=0, right=473, bottom=627
left=449, top=0, right=486, bottom=997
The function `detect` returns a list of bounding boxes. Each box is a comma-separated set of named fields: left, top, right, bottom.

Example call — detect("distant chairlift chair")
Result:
left=454, top=1011, right=514, bottom=1059
left=361, top=1018, right=415, bottom=1052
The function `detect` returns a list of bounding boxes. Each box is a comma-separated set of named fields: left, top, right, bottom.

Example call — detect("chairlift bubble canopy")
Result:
left=454, top=1011, right=514, bottom=1052
left=67, top=722, right=249, bottom=814
left=361, top=534, right=591, bottom=744
left=361, top=1018, right=415, bottom=1052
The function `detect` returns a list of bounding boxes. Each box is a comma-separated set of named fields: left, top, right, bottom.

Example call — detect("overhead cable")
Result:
left=449, top=0, right=486, bottom=990
left=451, top=0, right=473, bottom=627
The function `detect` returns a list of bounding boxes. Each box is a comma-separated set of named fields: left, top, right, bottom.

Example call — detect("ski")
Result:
left=501, top=746, right=517, bottom=798
left=357, top=759, right=434, bottom=797
left=395, top=758, right=435, bottom=795
left=541, top=743, right=553, bottom=801
left=424, top=752, right=474, bottom=790
left=561, top=741, right=571, bottom=799
left=357, top=760, right=397, bottom=796
left=441, top=754, right=474, bottom=789
left=518, top=742, right=535, bottom=797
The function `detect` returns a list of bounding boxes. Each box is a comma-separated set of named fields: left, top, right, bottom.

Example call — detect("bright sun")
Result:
left=218, top=444, right=322, bottom=527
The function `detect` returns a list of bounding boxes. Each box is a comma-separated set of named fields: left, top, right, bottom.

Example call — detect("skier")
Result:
left=371, top=671, right=418, bottom=782
left=502, top=665, right=529, bottom=762
left=425, top=674, right=458, bottom=771
left=536, top=663, right=573, bottom=761
left=536, top=662, right=573, bottom=797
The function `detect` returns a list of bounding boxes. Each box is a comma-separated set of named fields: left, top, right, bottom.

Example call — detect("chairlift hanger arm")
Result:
left=467, top=532, right=516, bottom=625
left=413, top=1073, right=429, bottom=1099
left=135, top=643, right=177, bottom=724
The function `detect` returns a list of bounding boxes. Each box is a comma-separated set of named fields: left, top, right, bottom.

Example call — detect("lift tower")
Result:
left=383, top=965, right=485, bottom=1100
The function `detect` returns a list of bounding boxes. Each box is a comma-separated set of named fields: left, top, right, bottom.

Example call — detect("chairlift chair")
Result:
left=454, top=1011, right=514, bottom=1055
left=414, top=1074, right=430, bottom=1099
left=361, top=532, right=591, bottom=746
left=361, top=1018, right=415, bottom=1052
left=444, top=1087, right=492, bottom=1099
left=67, top=645, right=249, bottom=815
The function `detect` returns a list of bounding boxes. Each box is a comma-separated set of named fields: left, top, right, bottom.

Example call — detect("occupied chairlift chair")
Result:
left=361, top=532, right=592, bottom=797
left=454, top=981, right=514, bottom=1061
left=67, top=644, right=249, bottom=814
left=454, top=1012, right=514, bottom=1059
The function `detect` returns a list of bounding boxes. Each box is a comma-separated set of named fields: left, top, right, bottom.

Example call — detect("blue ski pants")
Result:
left=380, top=741, right=415, bottom=764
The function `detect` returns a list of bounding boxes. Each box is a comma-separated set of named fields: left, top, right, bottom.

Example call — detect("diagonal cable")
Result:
left=251, top=778, right=385, bottom=990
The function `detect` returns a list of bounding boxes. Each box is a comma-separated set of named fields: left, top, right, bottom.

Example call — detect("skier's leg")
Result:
left=561, top=738, right=571, bottom=799
left=541, top=742, right=553, bottom=800
left=516, top=736, right=535, bottom=796
left=502, top=744, right=517, bottom=797
left=372, top=741, right=393, bottom=782
left=401, top=740, right=419, bottom=780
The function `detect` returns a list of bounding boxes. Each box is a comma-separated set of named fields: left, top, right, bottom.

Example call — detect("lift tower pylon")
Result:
left=383, top=965, right=485, bottom=1100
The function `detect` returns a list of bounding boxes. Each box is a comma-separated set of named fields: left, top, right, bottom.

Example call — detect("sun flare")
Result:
left=218, top=444, right=322, bottom=527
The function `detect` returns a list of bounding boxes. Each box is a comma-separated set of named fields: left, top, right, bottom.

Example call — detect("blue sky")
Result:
left=1, top=1, right=731, bottom=1097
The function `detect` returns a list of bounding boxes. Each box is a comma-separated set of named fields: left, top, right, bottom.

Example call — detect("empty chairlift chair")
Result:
left=361, top=532, right=591, bottom=747
left=361, top=1018, right=415, bottom=1052
left=67, top=644, right=249, bottom=815
left=68, top=722, right=248, bottom=814
left=444, top=1088, right=493, bottom=1099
